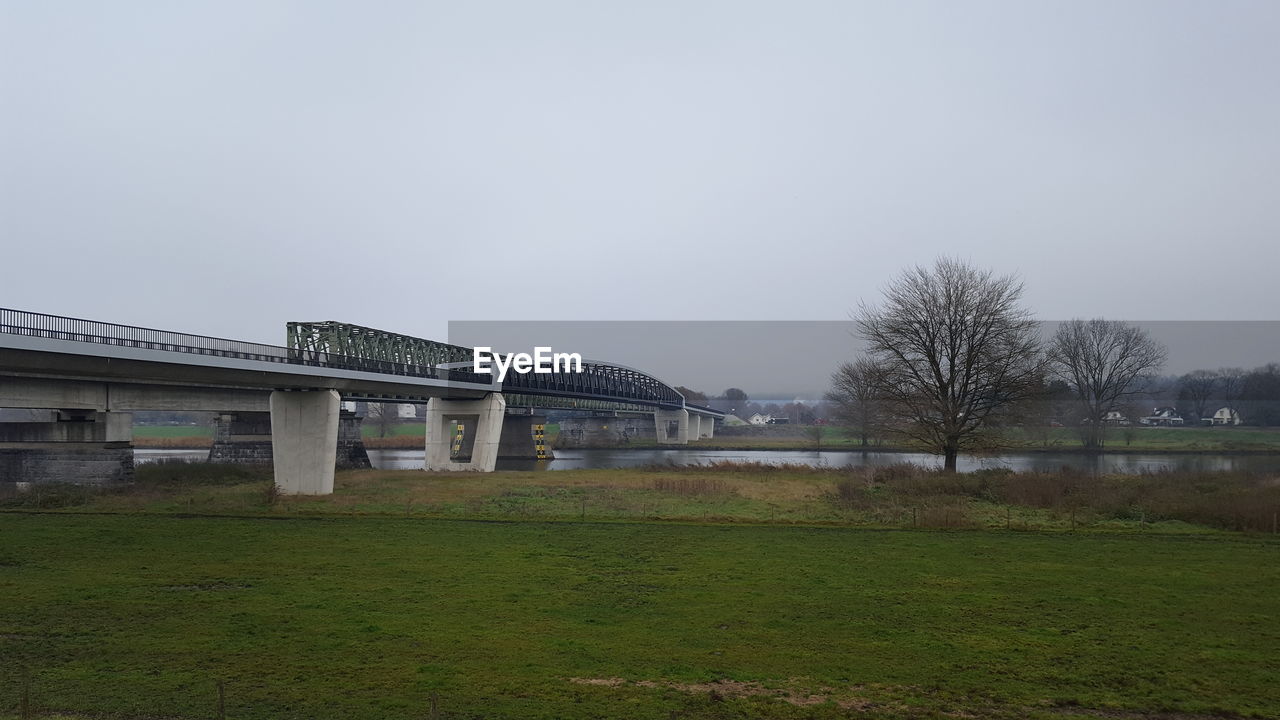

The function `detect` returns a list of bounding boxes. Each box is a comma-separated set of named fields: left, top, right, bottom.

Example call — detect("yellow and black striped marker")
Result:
left=451, top=423, right=465, bottom=456
left=534, top=424, right=549, bottom=460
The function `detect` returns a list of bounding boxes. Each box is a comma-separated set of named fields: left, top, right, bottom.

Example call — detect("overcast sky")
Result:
left=2, top=1, right=1278, bottom=347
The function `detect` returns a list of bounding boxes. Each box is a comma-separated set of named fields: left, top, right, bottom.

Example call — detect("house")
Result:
left=1100, top=410, right=1129, bottom=426
left=748, top=413, right=772, bottom=425
left=1211, top=407, right=1242, bottom=426
left=766, top=416, right=790, bottom=425
left=1140, top=407, right=1184, bottom=427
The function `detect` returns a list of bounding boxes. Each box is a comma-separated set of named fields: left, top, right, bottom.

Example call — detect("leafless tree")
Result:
left=368, top=402, right=401, bottom=439
left=1178, top=370, right=1218, bottom=422
left=1217, top=367, right=1246, bottom=418
left=1049, top=319, right=1167, bottom=449
left=825, top=358, right=887, bottom=447
left=856, top=258, right=1045, bottom=471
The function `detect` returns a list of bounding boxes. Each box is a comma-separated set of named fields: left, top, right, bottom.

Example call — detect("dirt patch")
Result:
left=567, top=677, right=895, bottom=710
left=566, top=678, right=1247, bottom=718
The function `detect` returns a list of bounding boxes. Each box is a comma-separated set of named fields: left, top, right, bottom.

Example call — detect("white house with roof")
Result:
left=1211, top=407, right=1243, bottom=426
left=1140, top=407, right=1184, bottom=426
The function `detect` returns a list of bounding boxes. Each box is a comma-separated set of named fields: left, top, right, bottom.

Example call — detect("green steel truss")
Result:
left=286, top=321, right=473, bottom=370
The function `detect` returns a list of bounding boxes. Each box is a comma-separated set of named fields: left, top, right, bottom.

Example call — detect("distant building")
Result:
left=766, top=416, right=790, bottom=425
left=1211, top=407, right=1243, bottom=426
left=1100, top=410, right=1129, bottom=426
left=1140, top=407, right=1184, bottom=426
left=748, top=413, right=771, bottom=425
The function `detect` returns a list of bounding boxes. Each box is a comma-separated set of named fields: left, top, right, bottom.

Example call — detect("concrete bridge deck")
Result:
left=1, top=308, right=721, bottom=493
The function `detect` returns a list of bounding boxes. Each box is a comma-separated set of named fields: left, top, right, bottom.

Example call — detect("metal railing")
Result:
left=0, top=308, right=712, bottom=411
left=0, top=308, right=494, bottom=385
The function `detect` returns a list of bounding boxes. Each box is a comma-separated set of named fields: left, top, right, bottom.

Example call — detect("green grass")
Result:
left=2, top=512, right=1278, bottom=720
left=9, top=463, right=1279, bottom=535
left=361, top=422, right=426, bottom=439
left=130, top=425, right=213, bottom=439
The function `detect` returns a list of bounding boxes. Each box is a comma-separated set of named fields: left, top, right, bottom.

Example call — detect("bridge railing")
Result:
left=0, top=308, right=493, bottom=385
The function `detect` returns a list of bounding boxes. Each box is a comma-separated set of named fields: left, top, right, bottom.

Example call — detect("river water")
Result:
left=136, top=448, right=1280, bottom=474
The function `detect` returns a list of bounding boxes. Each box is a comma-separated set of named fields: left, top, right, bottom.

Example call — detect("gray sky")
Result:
left=451, top=321, right=1280, bottom=397
left=3, top=1, right=1278, bottom=348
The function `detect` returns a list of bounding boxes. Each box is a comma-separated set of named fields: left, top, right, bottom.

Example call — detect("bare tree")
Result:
left=1049, top=319, right=1167, bottom=449
left=1178, top=370, right=1218, bottom=423
left=1217, top=367, right=1246, bottom=419
left=368, top=402, right=401, bottom=439
left=856, top=258, right=1045, bottom=472
left=825, top=358, right=886, bottom=447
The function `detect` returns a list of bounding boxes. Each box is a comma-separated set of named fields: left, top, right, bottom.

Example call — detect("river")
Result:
left=136, top=448, right=1280, bottom=474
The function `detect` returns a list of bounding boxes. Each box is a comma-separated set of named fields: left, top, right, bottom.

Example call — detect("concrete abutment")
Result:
left=0, top=410, right=135, bottom=484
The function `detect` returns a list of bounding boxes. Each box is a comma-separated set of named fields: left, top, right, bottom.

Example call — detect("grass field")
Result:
left=1, top=508, right=1277, bottom=720
left=7, top=462, right=1278, bottom=534
left=131, top=426, right=214, bottom=439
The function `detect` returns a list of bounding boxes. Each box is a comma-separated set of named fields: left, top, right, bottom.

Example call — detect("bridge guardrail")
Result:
left=0, top=308, right=493, bottom=386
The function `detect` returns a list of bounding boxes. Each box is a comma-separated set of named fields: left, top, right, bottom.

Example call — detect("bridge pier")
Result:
left=424, top=393, right=506, bottom=471
left=0, top=410, right=134, bottom=485
left=209, top=410, right=370, bottom=469
left=497, top=414, right=553, bottom=460
left=209, top=412, right=273, bottom=464
left=269, top=390, right=340, bottom=495
left=556, top=415, right=655, bottom=447
left=654, top=408, right=689, bottom=445
left=698, top=416, right=715, bottom=439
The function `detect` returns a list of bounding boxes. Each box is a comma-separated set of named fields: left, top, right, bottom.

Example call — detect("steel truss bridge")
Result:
left=285, top=320, right=691, bottom=411
left=1, top=310, right=721, bottom=417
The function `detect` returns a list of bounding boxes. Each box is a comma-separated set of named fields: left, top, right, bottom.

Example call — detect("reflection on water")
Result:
left=135, top=448, right=1280, bottom=474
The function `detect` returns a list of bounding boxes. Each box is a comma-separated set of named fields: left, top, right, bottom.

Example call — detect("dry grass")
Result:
left=361, top=436, right=423, bottom=449
left=132, top=436, right=213, bottom=449
left=9, top=460, right=1279, bottom=533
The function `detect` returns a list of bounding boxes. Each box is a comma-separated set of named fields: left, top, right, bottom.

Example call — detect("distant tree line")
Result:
left=1175, top=365, right=1280, bottom=426
left=819, top=258, right=1280, bottom=468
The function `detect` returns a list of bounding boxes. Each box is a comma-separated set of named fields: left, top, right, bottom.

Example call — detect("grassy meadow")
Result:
left=3, top=464, right=1279, bottom=719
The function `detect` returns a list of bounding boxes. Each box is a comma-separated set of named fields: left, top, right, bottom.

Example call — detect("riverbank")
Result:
left=130, top=423, right=1280, bottom=454
left=9, top=462, right=1280, bottom=533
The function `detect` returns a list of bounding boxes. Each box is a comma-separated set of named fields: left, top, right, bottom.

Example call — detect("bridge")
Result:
left=0, top=308, right=722, bottom=494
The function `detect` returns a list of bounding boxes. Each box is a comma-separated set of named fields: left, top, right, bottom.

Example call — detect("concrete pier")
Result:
left=556, top=415, right=656, bottom=447
left=698, top=416, right=715, bottom=439
left=497, top=414, right=553, bottom=460
left=208, top=412, right=273, bottom=464
left=424, top=393, right=506, bottom=471
left=269, top=390, right=340, bottom=495
left=209, top=410, right=369, bottom=469
left=654, top=408, right=689, bottom=445
left=0, top=410, right=134, bottom=484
